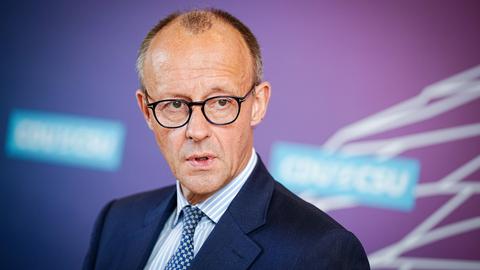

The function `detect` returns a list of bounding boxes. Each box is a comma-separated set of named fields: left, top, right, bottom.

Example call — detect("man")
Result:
left=84, top=8, right=370, bottom=270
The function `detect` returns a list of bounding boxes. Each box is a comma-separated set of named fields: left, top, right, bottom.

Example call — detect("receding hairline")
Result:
left=148, top=15, right=253, bottom=69
left=150, top=13, right=249, bottom=49
left=136, top=9, right=263, bottom=91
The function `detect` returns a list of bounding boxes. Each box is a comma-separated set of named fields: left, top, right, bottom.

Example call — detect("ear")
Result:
left=135, top=89, right=154, bottom=130
left=250, top=81, right=271, bottom=127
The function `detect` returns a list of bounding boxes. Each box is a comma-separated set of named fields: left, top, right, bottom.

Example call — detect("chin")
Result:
left=181, top=174, right=226, bottom=196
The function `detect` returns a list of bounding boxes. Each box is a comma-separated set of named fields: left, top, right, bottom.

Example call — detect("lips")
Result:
left=186, top=153, right=216, bottom=168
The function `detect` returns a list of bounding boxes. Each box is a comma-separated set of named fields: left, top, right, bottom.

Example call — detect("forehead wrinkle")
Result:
left=158, top=66, right=243, bottom=83
left=156, top=73, right=246, bottom=97
left=153, top=62, right=248, bottom=91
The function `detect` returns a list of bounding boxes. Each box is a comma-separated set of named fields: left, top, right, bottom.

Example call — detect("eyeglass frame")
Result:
left=144, top=84, right=257, bottom=129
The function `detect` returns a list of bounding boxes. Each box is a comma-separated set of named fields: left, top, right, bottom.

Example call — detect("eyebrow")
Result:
left=208, top=86, right=237, bottom=96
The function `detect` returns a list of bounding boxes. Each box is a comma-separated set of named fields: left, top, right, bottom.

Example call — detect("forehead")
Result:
left=143, top=20, right=253, bottom=96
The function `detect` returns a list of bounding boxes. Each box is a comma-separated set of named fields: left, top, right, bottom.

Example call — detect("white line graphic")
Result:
left=303, top=65, right=480, bottom=269
left=323, top=65, right=480, bottom=152
left=340, top=123, right=480, bottom=159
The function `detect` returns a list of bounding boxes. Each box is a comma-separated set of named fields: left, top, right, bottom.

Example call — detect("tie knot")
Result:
left=182, top=206, right=204, bottom=225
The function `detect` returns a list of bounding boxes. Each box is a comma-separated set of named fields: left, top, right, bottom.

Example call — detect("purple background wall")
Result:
left=1, top=1, right=479, bottom=269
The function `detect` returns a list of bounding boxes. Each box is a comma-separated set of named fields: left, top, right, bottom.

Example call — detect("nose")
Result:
left=185, top=106, right=211, bottom=142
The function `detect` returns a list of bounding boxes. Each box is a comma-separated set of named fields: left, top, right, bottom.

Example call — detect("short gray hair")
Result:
left=135, top=8, right=263, bottom=91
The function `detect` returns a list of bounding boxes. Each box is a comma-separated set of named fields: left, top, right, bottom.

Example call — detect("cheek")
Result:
left=217, top=122, right=250, bottom=161
left=153, top=128, right=184, bottom=160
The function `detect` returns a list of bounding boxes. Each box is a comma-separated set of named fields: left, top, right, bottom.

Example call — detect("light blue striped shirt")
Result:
left=144, top=148, right=258, bottom=270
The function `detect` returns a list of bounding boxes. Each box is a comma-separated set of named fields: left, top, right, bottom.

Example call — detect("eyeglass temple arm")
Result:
left=239, top=84, right=257, bottom=102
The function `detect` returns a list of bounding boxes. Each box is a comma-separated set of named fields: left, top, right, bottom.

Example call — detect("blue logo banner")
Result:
left=5, top=109, right=126, bottom=171
left=270, top=141, right=420, bottom=211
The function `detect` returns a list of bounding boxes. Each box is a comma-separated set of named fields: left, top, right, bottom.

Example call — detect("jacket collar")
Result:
left=190, top=155, right=275, bottom=270
left=172, top=149, right=258, bottom=226
left=225, top=155, right=274, bottom=233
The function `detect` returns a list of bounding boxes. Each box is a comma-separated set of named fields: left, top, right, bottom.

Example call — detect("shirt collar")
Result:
left=172, top=148, right=258, bottom=227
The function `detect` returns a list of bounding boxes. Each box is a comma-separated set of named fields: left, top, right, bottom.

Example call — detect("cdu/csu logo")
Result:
left=5, top=109, right=126, bottom=171
left=270, top=141, right=420, bottom=211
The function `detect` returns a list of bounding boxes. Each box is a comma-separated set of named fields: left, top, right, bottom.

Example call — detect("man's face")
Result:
left=136, top=21, right=270, bottom=204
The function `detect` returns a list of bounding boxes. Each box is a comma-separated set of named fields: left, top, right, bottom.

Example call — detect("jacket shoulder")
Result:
left=83, top=185, right=176, bottom=270
left=105, top=185, right=175, bottom=230
left=270, top=181, right=345, bottom=232
left=247, top=180, right=369, bottom=269
left=262, top=181, right=370, bottom=269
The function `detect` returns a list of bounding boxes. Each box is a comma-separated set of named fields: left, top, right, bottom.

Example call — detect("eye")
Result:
left=171, top=100, right=183, bottom=109
left=217, top=99, right=229, bottom=106
left=158, top=100, right=186, bottom=112
left=206, top=97, right=235, bottom=112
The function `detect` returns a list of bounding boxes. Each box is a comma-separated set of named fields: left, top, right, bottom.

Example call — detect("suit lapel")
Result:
left=117, top=187, right=177, bottom=270
left=190, top=156, right=275, bottom=270
left=189, top=211, right=261, bottom=270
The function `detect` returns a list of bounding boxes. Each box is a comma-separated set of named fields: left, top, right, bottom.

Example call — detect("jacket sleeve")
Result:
left=294, top=229, right=370, bottom=270
left=82, top=200, right=116, bottom=270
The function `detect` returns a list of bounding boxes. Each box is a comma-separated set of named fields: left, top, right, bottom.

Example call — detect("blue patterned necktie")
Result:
left=165, top=206, right=204, bottom=270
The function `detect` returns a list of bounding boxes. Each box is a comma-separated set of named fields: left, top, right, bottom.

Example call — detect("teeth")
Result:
left=195, top=157, right=208, bottom=161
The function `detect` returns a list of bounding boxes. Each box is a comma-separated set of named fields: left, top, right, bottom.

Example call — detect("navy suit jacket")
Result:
left=83, top=157, right=370, bottom=269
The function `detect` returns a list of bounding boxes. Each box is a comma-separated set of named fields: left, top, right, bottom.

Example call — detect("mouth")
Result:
left=185, top=153, right=216, bottom=168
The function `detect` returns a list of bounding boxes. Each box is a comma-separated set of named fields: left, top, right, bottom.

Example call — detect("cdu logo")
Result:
left=270, top=141, right=420, bottom=211
left=5, top=109, right=126, bottom=171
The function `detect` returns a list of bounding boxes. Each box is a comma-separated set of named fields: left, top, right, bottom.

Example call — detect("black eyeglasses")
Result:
left=145, top=85, right=256, bottom=128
